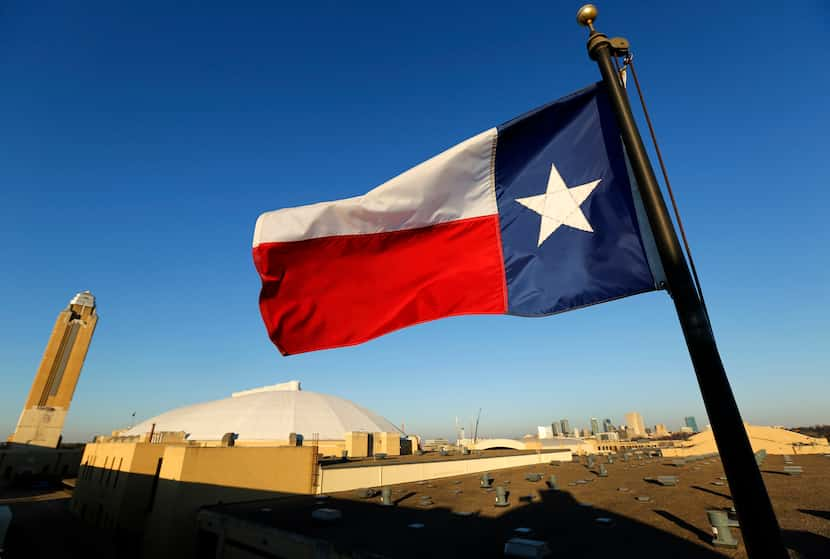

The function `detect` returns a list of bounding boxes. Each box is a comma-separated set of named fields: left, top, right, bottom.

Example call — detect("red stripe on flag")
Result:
left=253, top=215, right=507, bottom=355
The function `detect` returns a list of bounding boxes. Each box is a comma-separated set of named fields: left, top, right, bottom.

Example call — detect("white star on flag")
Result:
left=515, top=163, right=601, bottom=247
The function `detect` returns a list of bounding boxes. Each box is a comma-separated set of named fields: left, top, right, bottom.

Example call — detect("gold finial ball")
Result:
left=576, top=4, right=598, bottom=27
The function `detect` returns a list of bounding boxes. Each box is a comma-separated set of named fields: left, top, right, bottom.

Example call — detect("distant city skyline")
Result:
left=273, top=411, right=710, bottom=442
left=531, top=412, right=710, bottom=441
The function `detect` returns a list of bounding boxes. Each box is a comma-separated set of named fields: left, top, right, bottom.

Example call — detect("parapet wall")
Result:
left=318, top=449, right=571, bottom=494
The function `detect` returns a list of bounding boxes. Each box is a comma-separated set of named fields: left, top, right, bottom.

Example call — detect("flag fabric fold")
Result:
left=253, top=83, right=661, bottom=355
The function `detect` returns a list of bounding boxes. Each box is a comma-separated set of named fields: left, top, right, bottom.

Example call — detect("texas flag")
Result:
left=253, top=83, right=663, bottom=355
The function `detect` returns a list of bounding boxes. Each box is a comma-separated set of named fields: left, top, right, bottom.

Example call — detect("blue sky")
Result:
left=1, top=2, right=827, bottom=442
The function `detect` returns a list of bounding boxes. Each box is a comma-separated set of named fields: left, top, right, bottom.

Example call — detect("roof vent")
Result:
left=504, top=538, right=549, bottom=558
left=232, top=380, right=301, bottom=398
left=707, top=509, right=738, bottom=548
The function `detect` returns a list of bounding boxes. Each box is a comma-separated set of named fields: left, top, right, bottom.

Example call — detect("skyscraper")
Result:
left=624, top=412, right=645, bottom=437
left=560, top=419, right=570, bottom=437
left=590, top=417, right=600, bottom=436
left=684, top=416, right=699, bottom=433
left=602, top=418, right=613, bottom=432
left=11, top=291, right=98, bottom=447
left=551, top=422, right=562, bottom=436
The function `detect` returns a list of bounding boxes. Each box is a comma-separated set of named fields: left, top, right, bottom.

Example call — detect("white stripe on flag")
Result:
left=253, top=128, right=498, bottom=246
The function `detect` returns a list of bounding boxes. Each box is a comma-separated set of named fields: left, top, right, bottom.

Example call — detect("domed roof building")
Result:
left=123, top=380, right=402, bottom=446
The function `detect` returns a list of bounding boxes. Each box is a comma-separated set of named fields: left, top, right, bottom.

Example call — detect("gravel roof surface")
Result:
left=213, top=453, right=830, bottom=558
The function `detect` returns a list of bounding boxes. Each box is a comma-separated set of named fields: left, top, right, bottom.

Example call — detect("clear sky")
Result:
left=1, top=2, right=827, bottom=443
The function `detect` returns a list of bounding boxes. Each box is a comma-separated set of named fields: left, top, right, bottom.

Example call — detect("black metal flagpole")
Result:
left=575, top=5, right=788, bottom=558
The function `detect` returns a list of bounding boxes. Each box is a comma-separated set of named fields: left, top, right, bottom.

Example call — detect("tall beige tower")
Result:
left=624, top=411, right=645, bottom=437
left=11, top=291, right=98, bottom=447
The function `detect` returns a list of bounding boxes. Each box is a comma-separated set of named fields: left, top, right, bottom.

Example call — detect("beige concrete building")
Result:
left=72, top=437, right=572, bottom=558
left=72, top=440, right=318, bottom=558
left=624, top=411, right=645, bottom=437
left=10, top=291, right=98, bottom=448
left=661, top=424, right=830, bottom=457
left=72, top=381, right=409, bottom=558
left=653, top=423, right=669, bottom=437
left=70, top=382, right=580, bottom=558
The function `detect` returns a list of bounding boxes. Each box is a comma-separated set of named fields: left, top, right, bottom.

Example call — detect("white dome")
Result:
left=123, top=381, right=401, bottom=441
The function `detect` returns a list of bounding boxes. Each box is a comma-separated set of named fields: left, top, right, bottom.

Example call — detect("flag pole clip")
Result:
left=608, top=37, right=630, bottom=56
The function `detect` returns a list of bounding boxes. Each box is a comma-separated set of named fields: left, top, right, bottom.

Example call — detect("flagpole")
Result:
left=576, top=5, right=787, bottom=558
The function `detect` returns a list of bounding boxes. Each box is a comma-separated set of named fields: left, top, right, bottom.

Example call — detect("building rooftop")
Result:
left=204, top=454, right=830, bottom=558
